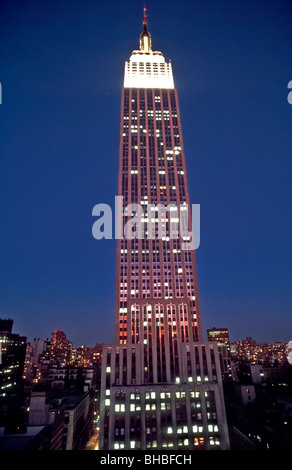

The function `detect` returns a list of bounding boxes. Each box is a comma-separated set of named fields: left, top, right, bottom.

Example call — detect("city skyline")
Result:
left=1, top=0, right=292, bottom=347
left=3, top=319, right=289, bottom=352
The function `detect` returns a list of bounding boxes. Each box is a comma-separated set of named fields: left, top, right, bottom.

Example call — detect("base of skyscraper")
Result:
left=99, top=341, right=230, bottom=450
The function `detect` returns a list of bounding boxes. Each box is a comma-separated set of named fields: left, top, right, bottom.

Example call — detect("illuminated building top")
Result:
left=123, top=7, right=174, bottom=89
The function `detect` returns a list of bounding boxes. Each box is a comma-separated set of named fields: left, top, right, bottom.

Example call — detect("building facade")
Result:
left=207, top=327, right=230, bottom=349
left=0, top=319, right=27, bottom=402
left=207, top=327, right=237, bottom=382
left=63, top=390, right=94, bottom=450
left=99, top=10, right=229, bottom=450
left=50, top=329, right=72, bottom=366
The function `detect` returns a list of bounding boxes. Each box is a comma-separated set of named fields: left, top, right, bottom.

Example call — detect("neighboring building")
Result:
left=90, top=344, right=103, bottom=365
left=0, top=425, right=51, bottom=450
left=27, top=387, right=94, bottom=450
left=207, top=327, right=237, bottom=382
left=27, top=390, right=66, bottom=450
left=237, top=363, right=288, bottom=387
left=233, top=361, right=290, bottom=404
left=47, top=365, right=95, bottom=392
left=234, top=384, right=256, bottom=406
left=50, top=329, right=72, bottom=365
left=250, top=364, right=265, bottom=385
left=24, top=338, right=50, bottom=383
left=262, top=364, right=290, bottom=385
left=0, top=319, right=14, bottom=333
left=71, top=345, right=91, bottom=367
left=207, top=327, right=230, bottom=349
left=99, top=10, right=229, bottom=450
left=230, top=426, right=258, bottom=450
left=70, top=343, right=103, bottom=369
left=63, top=390, right=94, bottom=450
left=0, top=319, right=27, bottom=402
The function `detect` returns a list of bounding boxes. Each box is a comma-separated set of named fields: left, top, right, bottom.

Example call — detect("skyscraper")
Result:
left=207, top=327, right=237, bottom=382
left=207, top=327, right=231, bottom=350
left=99, top=9, right=230, bottom=450
left=50, top=329, right=72, bottom=365
left=0, top=319, right=27, bottom=402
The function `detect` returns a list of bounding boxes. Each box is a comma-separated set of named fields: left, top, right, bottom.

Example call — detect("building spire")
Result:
left=142, top=5, right=148, bottom=32
left=140, top=5, right=152, bottom=52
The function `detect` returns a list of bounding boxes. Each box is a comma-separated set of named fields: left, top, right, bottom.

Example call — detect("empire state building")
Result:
left=99, top=9, right=230, bottom=450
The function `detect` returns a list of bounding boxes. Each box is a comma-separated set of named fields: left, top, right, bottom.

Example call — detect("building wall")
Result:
left=115, top=86, right=202, bottom=347
left=235, top=384, right=256, bottom=406
left=99, top=341, right=229, bottom=450
left=64, top=391, right=93, bottom=450
left=0, top=331, right=27, bottom=400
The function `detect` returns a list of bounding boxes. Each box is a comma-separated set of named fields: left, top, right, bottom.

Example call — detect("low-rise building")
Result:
left=63, top=390, right=94, bottom=450
left=0, top=425, right=50, bottom=450
left=28, top=390, right=66, bottom=450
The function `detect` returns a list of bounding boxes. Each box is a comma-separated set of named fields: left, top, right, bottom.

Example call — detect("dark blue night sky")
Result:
left=1, top=0, right=292, bottom=346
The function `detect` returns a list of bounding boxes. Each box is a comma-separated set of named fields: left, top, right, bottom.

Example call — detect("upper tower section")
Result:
left=139, top=6, right=152, bottom=52
left=123, top=7, right=174, bottom=89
